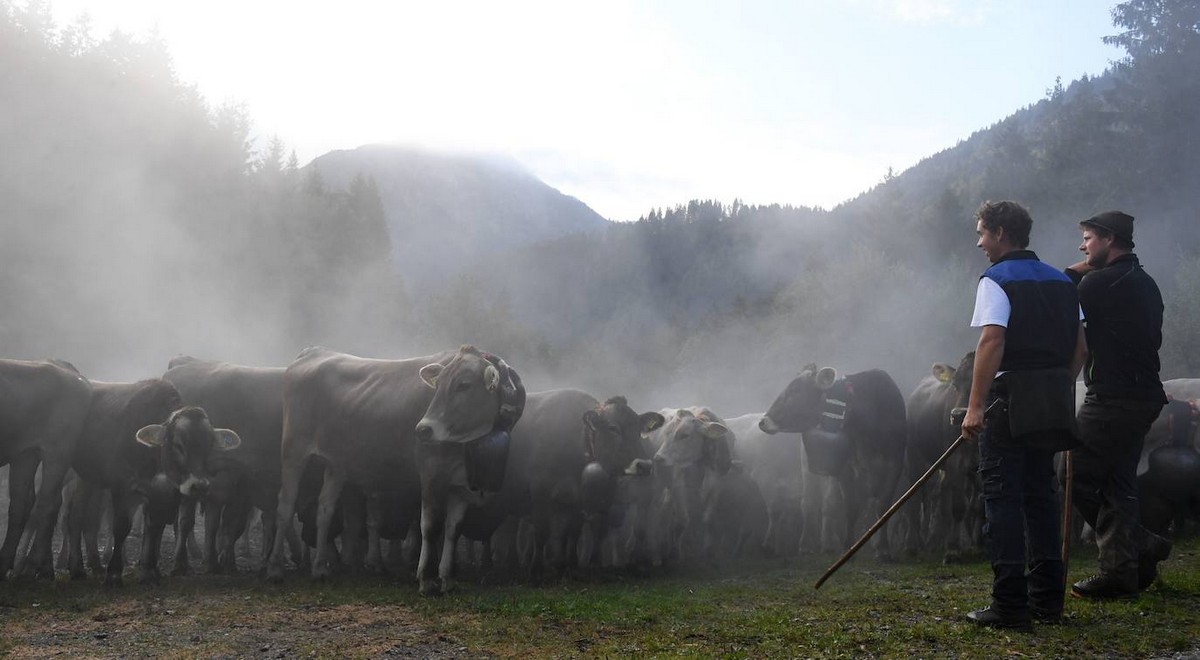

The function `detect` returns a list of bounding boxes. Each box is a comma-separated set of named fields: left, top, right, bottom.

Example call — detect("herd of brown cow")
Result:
left=1, top=350, right=1197, bottom=595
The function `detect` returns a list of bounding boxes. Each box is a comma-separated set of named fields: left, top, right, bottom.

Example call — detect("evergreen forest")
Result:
left=2, top=0, right=1198, bottom=415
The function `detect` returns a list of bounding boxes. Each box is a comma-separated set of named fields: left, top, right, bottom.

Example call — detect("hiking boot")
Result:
left=1071, top=573, right=1138, bottom=600
left=965, top=607, right=1033, bottom=632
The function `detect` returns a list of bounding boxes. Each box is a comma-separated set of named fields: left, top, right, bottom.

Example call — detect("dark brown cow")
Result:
left=437, top=391, right=662, bottom=578
left=266, top=346, right=522, bottom=596
left=760, top=365, right=907, bottom=561
left=162, top=356, right=301, bottom=574
left=517, top=392, right=661, bottom=575
left=0, top=358, right=92, bottom=579
left=67, top=380, right=241, bottom=584
left=903, top=352, right=979, bottom=563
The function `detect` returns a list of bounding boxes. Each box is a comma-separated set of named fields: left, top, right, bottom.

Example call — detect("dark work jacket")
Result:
left=1066, top=253, right=1166, bottom=403
left=982, top=250, right=1079, bottom=373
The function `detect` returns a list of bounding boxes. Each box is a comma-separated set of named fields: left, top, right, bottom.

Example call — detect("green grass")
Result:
left=1, top=539, right=1198, bottom=657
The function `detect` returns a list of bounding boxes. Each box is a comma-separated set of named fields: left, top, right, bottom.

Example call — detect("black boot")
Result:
left=966, top=607, right=1033, bottom=632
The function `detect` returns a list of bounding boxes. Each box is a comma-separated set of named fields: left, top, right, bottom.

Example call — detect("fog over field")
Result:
left=2, top=0, right=1199, bottom=424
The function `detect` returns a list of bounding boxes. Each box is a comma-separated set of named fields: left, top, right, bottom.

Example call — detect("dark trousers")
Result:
left=978, top=396, right=1064, bottom=617
left=1071, top=394, right=1163, bottom=583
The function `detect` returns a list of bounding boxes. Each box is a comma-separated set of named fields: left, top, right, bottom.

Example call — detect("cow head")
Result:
left=652, top=408, right=733, bottom=476
left=582, top=396, right=664, bottom=476
left=760, top=364, right=838, bottom=434
left=135, top=406, right=241, bottom=497
left=415, top=345, right=524, bottom=444
left=950, top=352, right=975, bottom=411
left=934, top=351, right=975, bottom=429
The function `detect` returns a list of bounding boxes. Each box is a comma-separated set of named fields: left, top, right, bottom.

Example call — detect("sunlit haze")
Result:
left=47, top=0, right=1122, bottom=220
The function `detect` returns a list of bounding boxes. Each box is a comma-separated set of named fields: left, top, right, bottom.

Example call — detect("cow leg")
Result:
left=200, top=500, right=222, bottom=573
left=798, top=473, right=822, bottom=554
left=21, top=454, right=70, bottom=579
left=339, top=487, right=367, bottom=573
left=837, top=475, right=860, bottom=555
left=762, top=498, right=781, bottom=558
left=900, top=453, right=925, bottom=558
left=941, top=452, right=970, bottom=564
left=417, top=499, right=445, bottom=595
left=283, top=515, right=304, bottom=569
left=312, top=465, right=346, bottom=580
left=267, top=459, right=306, bottom=581
left=106, top=490, right=137, bottom=586
left=364, top=495, right=384, bottom=573
left=437, top=496, right=470, bottom=594
left=83, top=490, right=105, bottom=574
left=63, top=478, right=94, bottom=579
left=218, top=501, right=250, bottom=573
left=56, top=472, right=81, bottom=573
left=871, top=462, right=900, bottom=564
left=139, top=517, right=168, bottom=585
left=173, top=497, right=198, bottom=576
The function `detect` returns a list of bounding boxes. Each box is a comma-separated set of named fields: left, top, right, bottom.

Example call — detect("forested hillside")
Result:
left=308, top=146, right=608, bottom=290
left=426, top=0, right=1200, bottom=414
left=2, top=0, right=1197, bottom=418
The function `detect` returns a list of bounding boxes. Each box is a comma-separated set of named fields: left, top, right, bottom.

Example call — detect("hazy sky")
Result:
left=48, top=0, right=1124, bottom=221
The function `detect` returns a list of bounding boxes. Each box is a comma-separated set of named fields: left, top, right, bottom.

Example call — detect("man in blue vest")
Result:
left=961, top=200, right=1087, bottom=631
left=1065, top=211, right=1171, bottom=600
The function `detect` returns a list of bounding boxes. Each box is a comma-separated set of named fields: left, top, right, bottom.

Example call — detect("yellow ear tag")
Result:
left=935, top=369, right=952, bottom=384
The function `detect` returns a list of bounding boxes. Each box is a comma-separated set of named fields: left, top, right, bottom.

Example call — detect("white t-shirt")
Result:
left=971, top=277, right=1010, bottom=328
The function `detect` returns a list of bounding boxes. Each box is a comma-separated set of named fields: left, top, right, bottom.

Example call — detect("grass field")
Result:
left=1, top=539, right=1198, bottom=658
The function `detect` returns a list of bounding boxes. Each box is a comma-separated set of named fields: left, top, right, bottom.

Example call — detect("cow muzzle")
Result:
left=415, top=418, right=448, bottom=443
left=759, top=416, right=780, bottom=434
left=179, top=475, right=210, bottom=497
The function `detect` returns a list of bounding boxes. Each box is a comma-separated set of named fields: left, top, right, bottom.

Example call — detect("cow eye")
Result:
left=454, top=381, right=471, bottom=393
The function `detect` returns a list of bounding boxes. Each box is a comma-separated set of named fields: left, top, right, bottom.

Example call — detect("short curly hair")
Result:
left=975, top=200, right=1032, bottom=248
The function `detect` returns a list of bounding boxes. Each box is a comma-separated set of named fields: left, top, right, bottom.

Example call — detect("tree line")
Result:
left=2, top=0, right=1197, bottom=415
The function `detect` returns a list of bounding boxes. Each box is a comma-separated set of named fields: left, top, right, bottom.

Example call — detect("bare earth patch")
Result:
left=0, top=585, right=485, bottom=659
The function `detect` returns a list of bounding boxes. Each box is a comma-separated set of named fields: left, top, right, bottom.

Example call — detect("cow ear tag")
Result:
left=641, top=412, right=664, bottom=433
left=932, top=364, right=954, bottom=383
left=136, top=424, right=166, bottom=447
left=214, top=428, right=242, bottom=451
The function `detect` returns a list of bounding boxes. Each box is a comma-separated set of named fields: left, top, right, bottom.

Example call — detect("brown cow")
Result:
left=68, top=380, right=241, bottom=584
left=0, top=358, right=92, bottom=579
left=266, top=346, right=523, bottom=596
left=163, top=355, right=302, bottom=574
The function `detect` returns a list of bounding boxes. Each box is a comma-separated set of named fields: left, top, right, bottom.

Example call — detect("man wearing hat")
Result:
left=1065, top=211, right=1171, bottom=600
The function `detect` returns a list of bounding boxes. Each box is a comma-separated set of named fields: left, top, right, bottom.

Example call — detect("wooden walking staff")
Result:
left=814, top=399, right=1002, bottom=590
left=1061, top=449, right=1073, bottom=587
